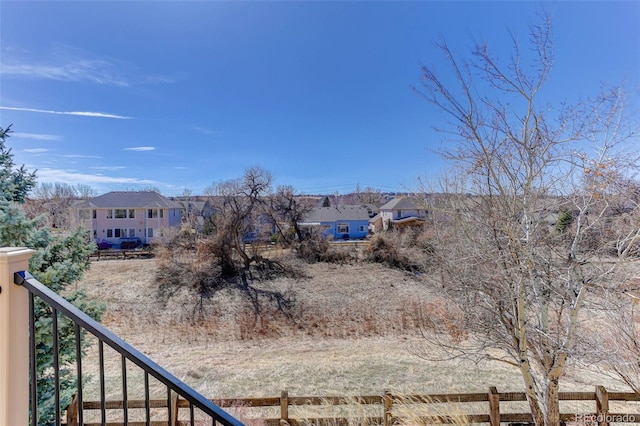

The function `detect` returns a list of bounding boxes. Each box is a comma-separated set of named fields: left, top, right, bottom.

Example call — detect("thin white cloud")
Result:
left=23, top=148, right=49, bottom=153
left=37, top=168, right=159, bottom=186
left=193, top=126, right=220, bottom=136
left=12, top=132, right=62, bottom=141
left=59, top=154, right=102, bottom=159
left=0, top=106, right=131, bottom=120
left=124, top=146, right=155, bottom=152
left=1, top=43, right=128, bottom=86
left=90, top=166, right=127, bottom=171
left=2, top=62, right=129, bottom=87
left=1, top=43, right=175, bottom=87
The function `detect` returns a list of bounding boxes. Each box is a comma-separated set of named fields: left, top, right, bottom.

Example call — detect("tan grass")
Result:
left=391, top=394, right=470, bottom=426
left=74, top=257, right=627, bottom=407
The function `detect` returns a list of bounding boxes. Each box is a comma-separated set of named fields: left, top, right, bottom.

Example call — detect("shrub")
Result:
left=296, top=237, right=354, bottom=264
left=365, top=231, right=432, bottom=273
left=156, top=237, right=297, bottom=320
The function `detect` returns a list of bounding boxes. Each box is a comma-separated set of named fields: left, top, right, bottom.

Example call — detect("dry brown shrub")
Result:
left=420, top=301, right=469, bottom=343
left=297, top=238, right=355, bottom=264
left=365, top=232, right=431, bottom=273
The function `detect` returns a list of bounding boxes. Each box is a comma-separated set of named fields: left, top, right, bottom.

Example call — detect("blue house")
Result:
left=299, top=205, right=371, bottom=240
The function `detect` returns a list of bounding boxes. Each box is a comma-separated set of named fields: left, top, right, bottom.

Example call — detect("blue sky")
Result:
left=1, top=1, right=638, bottom=196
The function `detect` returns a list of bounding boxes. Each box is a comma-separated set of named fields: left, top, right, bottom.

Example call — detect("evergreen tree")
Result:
left=0, top=125, right=104, bottom=424
left=0, top=125, right=36, bottom=203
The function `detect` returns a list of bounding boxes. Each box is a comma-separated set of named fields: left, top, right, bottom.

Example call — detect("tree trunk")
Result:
left=544, top=379, right=561, bottom=426
left=520, top=361, right=545, bottom=426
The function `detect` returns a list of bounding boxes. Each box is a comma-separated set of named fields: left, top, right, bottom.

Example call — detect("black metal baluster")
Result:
left=144, top=371, right=150, bottom=425
left=167, top=388, right=173, bottom=423
left=122, top=354, right=128, bottom=424
left=99, top=340, right=106, bottom=424
left=29, top=292, right=37, bottom=426
left=52, top=308, right=60, bottom=425
left=74, top=323, right=83, bottom=426
left=15, top=271, right=245, bottom=426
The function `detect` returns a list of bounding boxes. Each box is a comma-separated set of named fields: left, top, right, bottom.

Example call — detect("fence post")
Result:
left=170, top=394, right=179, bottom=426
left=596, top=386, right=609, bottom=426
left=488, top=387, right=500, bottom=426
left=280, top=390, right=289, bottom=425
left=384, top=390, right=393, bottom=426
left=0, top=247, right=34, bottom=425
left=66, top=394, right=79, bottom=426
left=0, top=247, right=35, bottom=426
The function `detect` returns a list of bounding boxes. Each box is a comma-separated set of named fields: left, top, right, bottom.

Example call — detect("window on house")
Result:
left=160, top=209, right=164, bottom=219
left=115, top=209, right=127, bottom=219
left=147, top=228, right=154, bottom=238
left=107, top=229, right=113, bottom=238
left=128, top=209, right=135, bottom=218
left=92, top=230, right=97, bottom=240
left=337, top=223, right=349, bottom=233
left=106, top=209, right=113, bottom=219
left=359, top=225, right=366, bottom=232
left=114, top=229, right=122, bottom=238
left=129, top=229, right=135, bottom=238
left=92, top=210, right=97, bottom=219
left=148, top=209, right=158, bottom=219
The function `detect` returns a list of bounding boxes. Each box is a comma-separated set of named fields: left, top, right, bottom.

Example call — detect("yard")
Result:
left=74, top=257, right=624, bottom=403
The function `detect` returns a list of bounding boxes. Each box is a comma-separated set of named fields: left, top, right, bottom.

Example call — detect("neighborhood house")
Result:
left=370, top=197, right=429, bottom=232
left=74, top=191, right=182, bottom=247
left=299, top=205, right=372, bottom=240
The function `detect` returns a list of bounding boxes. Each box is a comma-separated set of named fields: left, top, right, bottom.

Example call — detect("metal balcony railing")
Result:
left=11, top=268, right=244, bottom=426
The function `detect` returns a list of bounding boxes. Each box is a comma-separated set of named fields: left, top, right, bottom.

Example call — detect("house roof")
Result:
left=379, top=196, right=427, bottom=211
left=301, top=205, right=371, bottom=224
left=81, top=191, right=182, bottom=209
left=391, top=216, right=427, bottom=225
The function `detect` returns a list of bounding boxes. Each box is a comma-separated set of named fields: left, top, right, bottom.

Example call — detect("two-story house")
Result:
left=371, top=196, right=429, bottom=232
left=74, top=191, right=182, bottom=246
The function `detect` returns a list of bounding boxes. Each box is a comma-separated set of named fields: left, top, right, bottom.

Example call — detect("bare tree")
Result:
left=593, top=291, right=640, bottom=393
left=583, top=259, right=640, bottom=394
left=27, top=182, right=96, bottom=229
left=131, top=185, right=162, bottom=194
left=416, top=13, right=639, bottom=426
left=268, top=184, right=315, bottom=245
left=207, top=166, right=273, bottom=271
left=156, top=167, right=295, bottom=318
left=355, top=183, right=385, bottom=206
left=75, top=184, right=97, bottom=199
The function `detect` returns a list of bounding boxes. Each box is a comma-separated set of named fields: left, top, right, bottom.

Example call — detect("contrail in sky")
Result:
left=0, top=105, right=132, bottom=119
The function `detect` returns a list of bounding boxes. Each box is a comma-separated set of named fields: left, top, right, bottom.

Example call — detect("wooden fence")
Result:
left=66, top=386, right=640, bottom=426
left=90, top=248, right=154, bottom=261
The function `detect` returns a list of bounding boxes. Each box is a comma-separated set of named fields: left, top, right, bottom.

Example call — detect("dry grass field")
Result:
left=74, top=256, right=623, bottom=406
